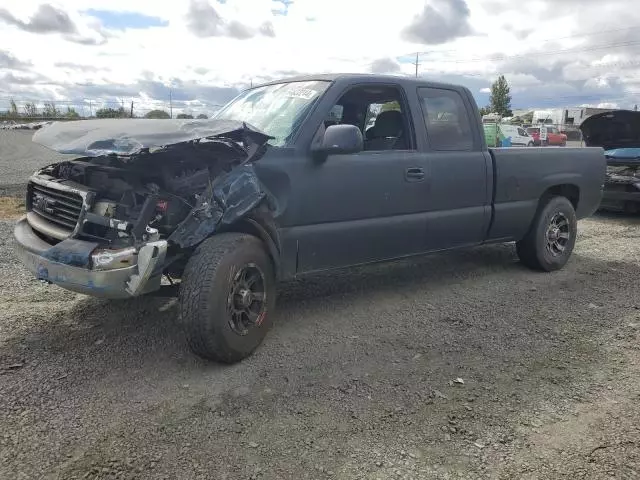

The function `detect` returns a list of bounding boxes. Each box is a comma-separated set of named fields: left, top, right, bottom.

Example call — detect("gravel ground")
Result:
left=0, top=130, right=73, bottom=197
left=1, top=131, right=639, bottom=480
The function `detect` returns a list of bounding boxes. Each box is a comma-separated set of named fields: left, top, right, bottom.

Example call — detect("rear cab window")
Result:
left=417, top=87, right=475, bottom=151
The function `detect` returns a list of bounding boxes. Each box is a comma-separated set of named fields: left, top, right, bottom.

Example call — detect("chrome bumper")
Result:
left=13, top=215, right=167, bottom=299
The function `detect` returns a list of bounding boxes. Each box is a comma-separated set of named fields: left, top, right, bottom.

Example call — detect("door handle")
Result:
left=405, top=167, right=425, bottom=182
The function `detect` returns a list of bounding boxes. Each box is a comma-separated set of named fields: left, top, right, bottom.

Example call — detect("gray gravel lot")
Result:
left=1, top=130, right=639, bottom=479
left=0, top=130, right=73, bottom=197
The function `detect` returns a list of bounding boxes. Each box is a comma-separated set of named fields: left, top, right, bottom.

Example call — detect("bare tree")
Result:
left=23, top=103, right=38, bottom=117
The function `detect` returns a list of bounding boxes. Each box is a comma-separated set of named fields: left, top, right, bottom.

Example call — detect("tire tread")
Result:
left=179, top=233, right=268, bottom=363
left=516, top=196, right=577, bottom=272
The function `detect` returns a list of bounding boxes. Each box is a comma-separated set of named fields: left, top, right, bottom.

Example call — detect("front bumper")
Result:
left=13, top=215, right=168, bottom=299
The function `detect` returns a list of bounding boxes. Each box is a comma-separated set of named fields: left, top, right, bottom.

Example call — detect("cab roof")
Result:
left=254, top=73, right=469, bottom=93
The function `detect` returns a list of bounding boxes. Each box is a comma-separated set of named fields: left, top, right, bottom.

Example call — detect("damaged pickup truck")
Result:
left=14, top=74, right=607, bottom=363
left=580, top=109, right=640, bottom=213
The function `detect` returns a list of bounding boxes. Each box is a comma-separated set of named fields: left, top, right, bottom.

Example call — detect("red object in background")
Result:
left=525, top=126, right=567, bottom=146
left=545, top=126, right=567, bottom=146
left=526, top=127, right=541, bottom=145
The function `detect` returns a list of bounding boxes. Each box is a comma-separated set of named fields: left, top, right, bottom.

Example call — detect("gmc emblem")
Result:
left=33, top=194, right=56, bottom=214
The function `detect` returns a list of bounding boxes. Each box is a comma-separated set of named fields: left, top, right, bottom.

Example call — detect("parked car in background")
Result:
left=526, top=126, right=567, bottom=146
left=526, top=126, right=542, bottom=146
left=580, top=110, right=640, bottom=213
left=542, top=126, right=568, bottom=146
left=499, top=124, right=535, bottom=147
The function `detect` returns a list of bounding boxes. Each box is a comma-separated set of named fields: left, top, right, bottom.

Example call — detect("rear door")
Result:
left=416, top=87, right=492, bottom=251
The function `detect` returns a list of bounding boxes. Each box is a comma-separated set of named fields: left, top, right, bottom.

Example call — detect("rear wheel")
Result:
left=527, top=141, right=534, bottom=147
left=516, top=196, right=577, bottom=272
left=179, top=233, right=276, bottom=363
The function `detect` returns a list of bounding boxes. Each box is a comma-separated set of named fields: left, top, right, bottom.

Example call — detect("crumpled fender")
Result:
left=168, top=163, right=273, bottom=249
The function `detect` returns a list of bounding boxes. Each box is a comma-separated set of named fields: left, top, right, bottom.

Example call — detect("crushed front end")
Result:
left=13, top=119, right=272, bottom=298
left=580, top=110, right=640, bottom=213
left=601, top=151, right=640, bottom=212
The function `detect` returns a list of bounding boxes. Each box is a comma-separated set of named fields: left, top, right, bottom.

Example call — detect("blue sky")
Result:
left=83, top=9, right=168, bottom=30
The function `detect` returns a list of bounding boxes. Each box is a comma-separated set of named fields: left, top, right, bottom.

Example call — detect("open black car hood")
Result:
left=32, top=118, right=273, bottom=157
left=580, top=110, right=640, bottom=151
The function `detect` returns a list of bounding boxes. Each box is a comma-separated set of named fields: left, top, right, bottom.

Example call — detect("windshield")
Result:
left=213, top=80, right=331, bottom=146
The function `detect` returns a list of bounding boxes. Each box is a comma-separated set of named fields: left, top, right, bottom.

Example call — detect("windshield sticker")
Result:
left=285, top=88, right=319, bottom=100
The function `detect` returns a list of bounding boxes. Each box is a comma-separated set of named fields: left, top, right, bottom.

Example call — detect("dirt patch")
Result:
left=0, top=197, right=25, bottom=220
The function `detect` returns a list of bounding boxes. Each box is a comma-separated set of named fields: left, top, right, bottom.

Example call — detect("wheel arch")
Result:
left=218, top=207, right=282, bottom=280
left=517, top=183, right=580, bottom=243
left=541, top=183, right=580, bottom=210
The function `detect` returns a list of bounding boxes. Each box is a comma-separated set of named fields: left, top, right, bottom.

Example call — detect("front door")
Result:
left=276, top=83, right=431, bottom=273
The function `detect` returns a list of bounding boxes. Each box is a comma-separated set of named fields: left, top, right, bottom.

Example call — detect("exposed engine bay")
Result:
left=26, top=119, right=274, bottom=257
left=580, top=111, right=640, bottom=213
left=607, top=164, right=640, bottom=184
left=34, top=139, right=249, bottom=247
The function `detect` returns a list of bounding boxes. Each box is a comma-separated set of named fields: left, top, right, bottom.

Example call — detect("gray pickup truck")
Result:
left=14, top=74, right=606, bottom=363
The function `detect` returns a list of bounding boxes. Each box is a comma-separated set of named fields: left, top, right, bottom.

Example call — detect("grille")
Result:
left=29, top=181, right=84, bottom=232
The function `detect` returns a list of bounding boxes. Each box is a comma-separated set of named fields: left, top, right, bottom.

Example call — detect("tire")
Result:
left=527, top=141, right=534, bottom=147
left=179, top=233, right=276, bottom=363
left=516, top=196, right=577, bottom=272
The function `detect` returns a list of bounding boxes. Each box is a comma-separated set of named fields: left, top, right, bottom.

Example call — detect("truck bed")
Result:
left=487, top=146, right=606, bottom=241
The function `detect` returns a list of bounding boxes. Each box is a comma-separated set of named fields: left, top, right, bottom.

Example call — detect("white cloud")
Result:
left=0, top=0, right=639, bottom=115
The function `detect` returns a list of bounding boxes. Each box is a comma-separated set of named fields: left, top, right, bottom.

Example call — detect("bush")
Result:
left=96, top=107, right=126, bottom=118
left=145, top=109, right=171, bottom=119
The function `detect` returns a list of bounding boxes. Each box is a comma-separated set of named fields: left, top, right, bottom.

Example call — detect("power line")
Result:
left=411, top=39, right=640, bottom=65
left=397, top=24, right=640, bottom=59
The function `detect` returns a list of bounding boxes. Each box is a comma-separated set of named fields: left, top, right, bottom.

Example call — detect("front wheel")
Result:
left=179, top=233, right=276, bottom=363
left=516, top=196, right=577, bottom=272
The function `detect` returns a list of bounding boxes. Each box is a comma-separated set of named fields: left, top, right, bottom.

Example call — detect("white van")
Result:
left=499, top=124, right=535, bottom=147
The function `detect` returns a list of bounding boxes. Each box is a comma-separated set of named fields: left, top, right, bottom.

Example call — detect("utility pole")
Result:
left=412, top=53, right=420, bottom=78
left=88, top=100, right=93, bottom=117
left=130, top=100, right=134, bottom=118
left=169, top=88, right=173, bottom=119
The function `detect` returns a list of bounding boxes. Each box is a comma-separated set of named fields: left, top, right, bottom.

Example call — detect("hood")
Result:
left=579, top=110, right=640, bottom=151
left=32, top=118, right=273, bottom=157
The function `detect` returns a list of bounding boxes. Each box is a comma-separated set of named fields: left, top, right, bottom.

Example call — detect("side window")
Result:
left=418, top=87, right=474, bottom=151
left=327, top=85, right=415, bottom=151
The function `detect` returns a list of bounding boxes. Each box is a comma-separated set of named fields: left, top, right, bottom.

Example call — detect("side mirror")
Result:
left=312, top=124, right=363, bottom=159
